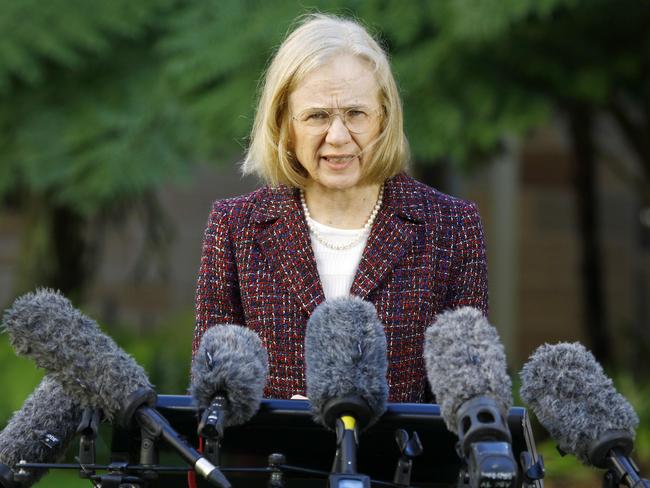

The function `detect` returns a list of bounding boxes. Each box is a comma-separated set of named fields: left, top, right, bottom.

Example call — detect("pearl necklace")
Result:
left=300, top=184, right=384, bottom=251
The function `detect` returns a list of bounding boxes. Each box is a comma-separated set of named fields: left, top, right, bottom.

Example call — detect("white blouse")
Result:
left=307, top=216, right=370, bottom=300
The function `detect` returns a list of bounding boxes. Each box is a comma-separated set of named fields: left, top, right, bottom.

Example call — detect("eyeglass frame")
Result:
left=290, top=106, right=383, bottom=135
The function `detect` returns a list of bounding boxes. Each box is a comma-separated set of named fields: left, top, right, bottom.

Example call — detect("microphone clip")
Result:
left=519, top=451, right=545, bottom=485
left=393, top=429, right=423, bottom=486
left=198, top=396, right=227, bottom=440
left=267, top=453, right=286, bottom=488
left=197, top=395, right=228, bottom=466
left=456, top=397, right=511, bottom=454
left=76, top=407, right=102, bottom=476
left=455, top=397, right=518, bottom=488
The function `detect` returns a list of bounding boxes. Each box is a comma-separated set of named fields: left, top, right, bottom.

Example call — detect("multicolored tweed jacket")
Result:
left=193, top=172, right=488, bottom=403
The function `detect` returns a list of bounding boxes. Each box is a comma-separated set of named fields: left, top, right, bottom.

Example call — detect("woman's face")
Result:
left=288, top=54, right=382, bottom=193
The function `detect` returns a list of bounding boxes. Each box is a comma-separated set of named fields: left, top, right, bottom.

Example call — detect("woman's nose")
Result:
left=325, top=114, right=352, bottom=145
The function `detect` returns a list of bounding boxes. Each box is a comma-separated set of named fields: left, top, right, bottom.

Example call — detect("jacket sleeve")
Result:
left=192, top=201, right=245, bottom=356
left=445, top=201, right=489, bottom=316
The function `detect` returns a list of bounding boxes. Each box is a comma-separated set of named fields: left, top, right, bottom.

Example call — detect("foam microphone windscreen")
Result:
left=3, top=289, right=232, bottom=488
left=423, top=307, right=513, bottom=433
left=191, top=324, right=268, bottom=426
left=305, top=297, right=388, bottom=428
left=0, top=375, right=83, bottom=487
left=1, top=289, right=152, bottom=421
left=520, top=342, right=639, bottom=465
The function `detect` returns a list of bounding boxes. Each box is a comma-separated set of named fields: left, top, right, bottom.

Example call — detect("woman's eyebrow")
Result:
left=301, top=104, right=372, bottom=111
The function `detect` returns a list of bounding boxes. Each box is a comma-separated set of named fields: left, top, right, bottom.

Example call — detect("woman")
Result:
left=192, top=14, right=487, bottom=403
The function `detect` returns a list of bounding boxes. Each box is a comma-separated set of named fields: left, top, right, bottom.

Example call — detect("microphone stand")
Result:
left=322, top=396, right=372, bottom=488
left=587, top=430, right=650, bottom=488
left=602, top=448, right=650, bottom=488
left=332, top=415, right=360, bottom=474
left=118, top=387, right=231, bottom=488
left=267, top=453, right=286, bottom=488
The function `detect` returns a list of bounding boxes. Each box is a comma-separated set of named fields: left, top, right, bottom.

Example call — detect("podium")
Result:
left=110, top=396, right=543, bottom=488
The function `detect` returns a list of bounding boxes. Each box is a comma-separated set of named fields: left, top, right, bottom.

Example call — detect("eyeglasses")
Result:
left=291, top=107, right=381, bottom=135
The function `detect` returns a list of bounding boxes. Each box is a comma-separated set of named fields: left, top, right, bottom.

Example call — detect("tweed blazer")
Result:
left=193, top=172, right=488, bottom=403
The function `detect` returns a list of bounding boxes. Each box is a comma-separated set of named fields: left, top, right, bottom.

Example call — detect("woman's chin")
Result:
left=311, top=159, right=363, bottom=191
left=313, top=177, right=362, bottom=193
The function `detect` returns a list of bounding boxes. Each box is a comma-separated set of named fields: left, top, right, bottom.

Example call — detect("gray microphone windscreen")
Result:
left=190, top=324, right=268, bottom=426
left=0, top=375, right=83, bottom=487
left=2, top=289, right=152, bottom=421
left=424, top=307, right=513, bottom=433
left=305, top=297, right=388, bottom=428
left=519, top=342, right=639, bottom=465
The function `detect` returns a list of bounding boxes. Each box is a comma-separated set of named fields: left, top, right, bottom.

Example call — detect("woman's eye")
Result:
left=307, top=111, right=329, bottom=121
left=347, top=110, right=367, bottom=118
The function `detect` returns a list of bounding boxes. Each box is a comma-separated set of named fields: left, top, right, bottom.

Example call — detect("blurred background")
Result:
left=1, top=0, right=649, bottom=486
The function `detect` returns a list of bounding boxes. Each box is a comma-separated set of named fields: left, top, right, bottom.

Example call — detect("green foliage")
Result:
left=0, top=0, right=175, bottom=92
left=0, top=0, right=189, bottom=218
left=536, top=437, right=598, bottom=484
left=33, top=469, right=92, bottom=487
left=2, top=47, right=193, bottom=217
left=617, top=374, right=650, bottom=463
left=427, top=0, right=578, bottom=43
left=2, top=0, right=648, bottom=212
left=110, top=308, right=195, bottom=394
left=0, top=338, right=43, bottom=426
left=4, top=0, right=594, bottom=212
left=494, top=0, right=650, bottom=105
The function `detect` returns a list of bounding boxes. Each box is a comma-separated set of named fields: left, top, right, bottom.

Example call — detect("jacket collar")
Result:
left=250, top=173, right=426, bottom=224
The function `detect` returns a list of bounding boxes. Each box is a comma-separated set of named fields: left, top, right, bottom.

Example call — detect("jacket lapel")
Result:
left=252, top=187, right=325, bottom=316
left=351, top=174, right=425, bottom=300
left=251, top=174, right=424, bottom=309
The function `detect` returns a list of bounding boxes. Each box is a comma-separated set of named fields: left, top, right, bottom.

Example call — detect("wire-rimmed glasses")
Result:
left=291, top=107, right=381, bottom=135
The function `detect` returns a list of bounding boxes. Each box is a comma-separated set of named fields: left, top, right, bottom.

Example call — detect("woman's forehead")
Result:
left=289, top=54, right=380, bottom=110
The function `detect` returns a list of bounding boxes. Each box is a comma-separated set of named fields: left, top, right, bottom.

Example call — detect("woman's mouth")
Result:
left=320, top=155, right=358, bottom=167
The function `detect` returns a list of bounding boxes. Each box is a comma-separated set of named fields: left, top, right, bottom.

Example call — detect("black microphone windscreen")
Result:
left=190, top=324, right=268, bottom=426
left=1, top=289, right=152, bottom=421
left=0, top=375, right=83, bottom=487
left=305, top=297, right=388, bottom=428
left=519, top=342, right=639, bottom=465
left=424, top=307, right=512, bottom=433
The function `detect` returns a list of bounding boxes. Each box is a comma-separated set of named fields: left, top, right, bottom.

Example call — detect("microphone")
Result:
left=190, top=324, right=268, bottom=457
left=424, top=307, right=518, bottom=488
left=1, top=289, right=231, bottom=488
left=0, top=375, right=83, bottom=488
left=305, top=297, right=388, bottom=488
left=305, top=296, right=388, bottom=429
left=520, top=342, right=649, bottom=487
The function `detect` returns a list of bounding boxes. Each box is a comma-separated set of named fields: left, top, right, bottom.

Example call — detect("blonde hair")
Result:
left=241, top=13, right=409, bottom=188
